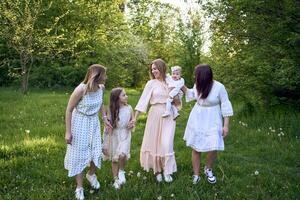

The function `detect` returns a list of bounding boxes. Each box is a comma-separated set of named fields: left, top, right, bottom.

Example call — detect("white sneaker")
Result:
left=162, top=112, right=170, bottom=118
left=204, top=166, right=216, bottom=184
left=86, top=173, right=100, bottom=189
left=118, top=170, right=126, bottom=185
left=156, top=173, right=163, bottom=182
left=75, top=187, right=84, bottom=200
left=164, top=174, right=173, bottom=183
left=192, top=175, right=200, bottom=185
left=113, top=178, right=121, bottom=189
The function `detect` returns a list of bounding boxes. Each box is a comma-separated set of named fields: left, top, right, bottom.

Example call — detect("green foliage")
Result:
left=202, top=0, right=300, bottom=106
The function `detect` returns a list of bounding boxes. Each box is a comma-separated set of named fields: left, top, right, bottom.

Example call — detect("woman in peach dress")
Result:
left=132, top=59, right=177, bottom=183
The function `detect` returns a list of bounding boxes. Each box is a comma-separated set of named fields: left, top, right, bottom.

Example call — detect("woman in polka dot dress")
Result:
left=64, top=64, right=112, bottom=200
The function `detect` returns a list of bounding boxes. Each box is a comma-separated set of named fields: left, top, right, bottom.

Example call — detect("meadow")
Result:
left=0, top=88, right=299, bottom=200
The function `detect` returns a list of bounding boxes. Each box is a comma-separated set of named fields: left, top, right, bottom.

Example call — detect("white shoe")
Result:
left=156, top=173, right=163, bottom=182
left=162, top=112, right=170, bottom=118
left=118, top=170, right=126, bottom=185
left=192, top=175, right=200, bottom=185
left=113, top=178, right=121, bottom=189
left=164, top=174, right=173, bottom=183
left=204, top=166, right=216, bottom=184
left=86, top=173, right=100, bottom=189
left=75, top=187, right=84, bottom=200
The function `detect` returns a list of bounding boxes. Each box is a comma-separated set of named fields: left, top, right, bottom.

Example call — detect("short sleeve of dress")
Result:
left=135, top=81, right=153, bottom=113
left=186, top=85, right=197, bottom=102
left=219, top=84, right=233, bottom=117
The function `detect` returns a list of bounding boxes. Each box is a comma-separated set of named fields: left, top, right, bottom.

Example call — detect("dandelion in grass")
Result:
left=280, top=132, right=284, bottom=136
left=137, top=172, right=141, bottom=178
left=25, top=130, right=30, bottom=134
left=157, top=196, right=162, bottom=200
left=254, top=170, right=259, bottom=175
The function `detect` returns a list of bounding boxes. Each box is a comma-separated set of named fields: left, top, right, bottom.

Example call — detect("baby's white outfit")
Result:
left=163, top=74, right=185, bottom=118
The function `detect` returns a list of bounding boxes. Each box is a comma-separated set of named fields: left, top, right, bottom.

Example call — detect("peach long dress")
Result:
left=135, top=79, right=177, bottom=175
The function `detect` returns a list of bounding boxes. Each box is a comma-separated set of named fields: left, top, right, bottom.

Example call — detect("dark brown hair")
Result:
left=149, top=58, right=167, bottom=81
left=83, top=64, right=106, bottom=93
left=195, top=64, right=213, bottom=99
left=109, top=87, right=124, bottom=128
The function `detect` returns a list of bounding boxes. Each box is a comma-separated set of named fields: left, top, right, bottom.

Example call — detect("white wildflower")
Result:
left=137, top=172, right=141, bottom=178
left=254, top=170, right=259, bottom=175
left=157, top=196, right=162, bottom=200
left=171, top=194, right=175, bottom=198
left=25, top=130, right=30, bottom=134
left=258, top=129, right=261, bottom=132
left=278, top=134, right=281, bottom=137
left=279, top=128, right=282, bottom=131
left=143, top=176, right=147, bottom=180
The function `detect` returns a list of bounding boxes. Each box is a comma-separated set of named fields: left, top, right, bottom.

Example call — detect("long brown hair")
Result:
left=109, top=87, right=124, bottom=128
left=149, top=58, right=167, bottom=81
left=195, top=64, right=213, bottom=99
left=83, top=64, right=106, bottom=93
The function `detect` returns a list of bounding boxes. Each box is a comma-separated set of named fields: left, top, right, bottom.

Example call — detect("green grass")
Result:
left=0, top=87, right=299, bottom=199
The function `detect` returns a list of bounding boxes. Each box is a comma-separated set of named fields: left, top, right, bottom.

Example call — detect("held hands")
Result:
left=127, top=119, right=136, bottom=129
left=65, top=131, right=72, bottom=144
left=103, top=117, right=113, bottom=134
left=222, top=126, right=229, bottom=138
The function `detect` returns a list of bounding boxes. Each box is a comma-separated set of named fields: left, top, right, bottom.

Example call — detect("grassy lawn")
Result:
left=0, top=87, right=299, bottom=199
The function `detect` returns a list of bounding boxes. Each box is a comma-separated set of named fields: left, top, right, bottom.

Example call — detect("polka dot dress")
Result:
left=64, top=83, right=103, bottom=177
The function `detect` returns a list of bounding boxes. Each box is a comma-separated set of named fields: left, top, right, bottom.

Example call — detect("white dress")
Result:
left=103, top=105, right=132, bottom=162
left=64, top=83, right=103, bottom=177
left=183, top=81, right=233, bottom=152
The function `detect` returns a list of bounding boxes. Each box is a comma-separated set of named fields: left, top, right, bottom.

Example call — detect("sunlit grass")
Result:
left=0, top=87, right=299, bottom=199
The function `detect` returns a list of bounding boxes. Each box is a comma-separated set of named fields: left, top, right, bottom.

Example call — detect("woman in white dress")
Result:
left=182, top=64, right=233, bottom=185
left=64, top=64, right=112, bottom=200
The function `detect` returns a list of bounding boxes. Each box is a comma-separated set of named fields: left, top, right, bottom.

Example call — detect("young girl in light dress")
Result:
left=182, top=64, right=233, bottom=185
left=64, top=64, right=112, bottom=200
left=102, top=88, right=134, bottom=189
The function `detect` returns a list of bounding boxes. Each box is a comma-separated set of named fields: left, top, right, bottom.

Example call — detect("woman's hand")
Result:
left=222, top=126, right=229, bottom=138
left=65, top=131, right=73, bottom=144
left=181, top=85, right=188, bottom=93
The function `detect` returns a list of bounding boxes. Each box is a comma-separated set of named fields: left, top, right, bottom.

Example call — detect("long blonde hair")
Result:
left=83, top=64, right=106, bottom=93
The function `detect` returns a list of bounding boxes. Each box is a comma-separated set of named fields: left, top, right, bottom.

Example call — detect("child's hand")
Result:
left=222, top=126, right=229, bottom=138
left=127, top=119, right=136, bottom=129
left=102, top=148, right=109, bottom=156
left=65, top=131, right=72, bottom=144
left=103, top=118, right=113, bottom=129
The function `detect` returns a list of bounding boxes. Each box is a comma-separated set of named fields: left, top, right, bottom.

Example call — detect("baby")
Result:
left=163, top=66, right=185, bottom=119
